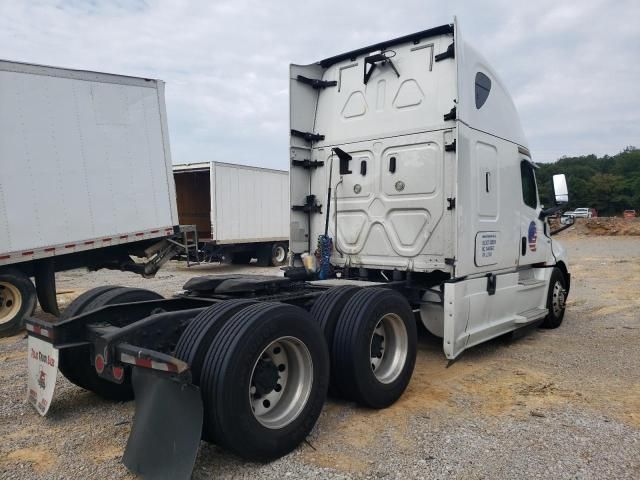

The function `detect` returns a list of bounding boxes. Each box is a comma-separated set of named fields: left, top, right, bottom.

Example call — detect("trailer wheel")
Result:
left=174, top=299, right=256, bottom=387
left=270, top=243, right=288, bottom=267
left=540, top=268, right=567, bottom=329
left=200, top=302, right=329, bottom=460
left=332, top=288, right=417, bottom=409
left=59, top=286, right=163, bottom=401
left=0, top=269, right=37, bottom=336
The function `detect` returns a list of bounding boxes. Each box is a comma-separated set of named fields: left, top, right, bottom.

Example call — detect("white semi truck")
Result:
left=25, top=19, right=571, bottom=479
left=0, top=60, right=189, bottom=337
left=173, top=162, right=289, bottom=266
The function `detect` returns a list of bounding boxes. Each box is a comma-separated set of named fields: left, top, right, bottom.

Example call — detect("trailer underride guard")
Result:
left=25, top=19, right=571, bottom=479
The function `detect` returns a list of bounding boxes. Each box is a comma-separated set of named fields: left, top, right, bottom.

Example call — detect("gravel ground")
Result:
left=1, top=236, right=640, bottom=479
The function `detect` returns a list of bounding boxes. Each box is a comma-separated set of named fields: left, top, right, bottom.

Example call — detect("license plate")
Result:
left=27, top=335, right=59, bottom=416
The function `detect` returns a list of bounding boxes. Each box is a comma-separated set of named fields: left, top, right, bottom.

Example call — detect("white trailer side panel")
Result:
left=210, top=162, right=288, bottom=244
left=0, top=60, right=177, bottom=258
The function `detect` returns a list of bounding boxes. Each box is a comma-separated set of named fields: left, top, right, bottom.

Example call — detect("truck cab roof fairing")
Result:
left=454, top=18, right=529, bottom=150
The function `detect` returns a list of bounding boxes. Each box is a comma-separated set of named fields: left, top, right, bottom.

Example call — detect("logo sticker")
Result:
left=27, top=336, right=59, bottom=416
left=528, top=221, right=537, bottom=252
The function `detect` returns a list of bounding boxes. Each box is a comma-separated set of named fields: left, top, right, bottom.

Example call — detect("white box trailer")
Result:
left=25, top=19, right=573, bottom=479
left=0, top=59, right=186, bottom=335
left=173, top=162, right=289, bottom=266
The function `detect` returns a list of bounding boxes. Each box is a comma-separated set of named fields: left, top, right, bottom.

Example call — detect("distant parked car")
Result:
left=623, top=209, right=637, bottom=219
left=561, top=207, right=592, bottom=224
left=571, top=208, right=593, bottom=218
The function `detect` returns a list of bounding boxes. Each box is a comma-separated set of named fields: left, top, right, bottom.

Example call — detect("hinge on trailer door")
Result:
left=445, top=139, right=457, bottom=152
left=296, top=75, right=337, bottom=89
left=444, top=257, right=456, bottom=266
left=435, top=42, right=455, bottom=62
left=291, top=195, right=322, bottom=214
left=447, top=197, right=456, bottom=210
left=443, top=106, right=456, bottom=121
left=291, top=159, right=324, bottom=169
left=291, top=129, right=325, bottom=142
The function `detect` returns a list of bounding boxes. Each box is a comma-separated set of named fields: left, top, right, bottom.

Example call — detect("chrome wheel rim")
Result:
left=249, top=336, right=313, bottom=429
left=552, top=281, right=566, bottom=316
left=0, top=282, right=22, bottom=325
left=370, top=313, right=408, bottom=384
left=274, top=246, right=286, bottom=263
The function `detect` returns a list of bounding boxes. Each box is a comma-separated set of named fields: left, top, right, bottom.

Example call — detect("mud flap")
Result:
left=27, top=335, right=59, bottom=415
left=123, top=367, right=203, bottom=480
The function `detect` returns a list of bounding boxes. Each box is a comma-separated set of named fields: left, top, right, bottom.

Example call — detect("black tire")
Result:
left=58, top=286, right=122, bottom=388
left=231, top=252, right=253, bottom=265
left=174, top=299, right=256, bottom=386
left=332, top=288, right=417, bottom=409
left=310, top=286, right=361, bottom=395
left=200, top=302, right=329, bottom=460
left=58, top=286, right=163, bottom=401
left=540, top=267, right=567, bottom=329
left=270, top=243, right=288, bottom=267
left=311, top=286, right=361, bottom=346
left=60, top=286, right=122, bottom=320
left=0, top=269, right=37, bottom=336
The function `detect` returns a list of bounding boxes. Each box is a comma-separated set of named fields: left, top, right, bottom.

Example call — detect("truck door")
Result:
left=518, top=160, right=548, bottom=265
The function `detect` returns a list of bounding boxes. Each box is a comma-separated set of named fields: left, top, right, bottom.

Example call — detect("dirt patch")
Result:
left=558, top=217, right=640, bottom=237
left=303, top=451, right=370, bottom=473
left=2, top=446, right=56, bottom=473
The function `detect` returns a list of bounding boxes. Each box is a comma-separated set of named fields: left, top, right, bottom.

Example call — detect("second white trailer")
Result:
left=173, top=162, right=289, bottom=266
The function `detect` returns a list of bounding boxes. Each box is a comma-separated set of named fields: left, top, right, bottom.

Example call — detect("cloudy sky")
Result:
left=1, top=1, right=638, bottom=168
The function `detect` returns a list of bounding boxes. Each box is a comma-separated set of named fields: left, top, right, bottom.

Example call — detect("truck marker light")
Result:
left=95, top=354, right=105, bottom=374
left=113, top=366, right=124, bottom=381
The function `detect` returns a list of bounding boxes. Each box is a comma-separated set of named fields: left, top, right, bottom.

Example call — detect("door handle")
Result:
left=360, top=160, right=367, bottom=176
left=389, top=156, right=396, bottom=173
left=521, top=237, right=527, bottom=255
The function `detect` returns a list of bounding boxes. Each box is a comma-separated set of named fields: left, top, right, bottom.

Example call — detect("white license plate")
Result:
left=27, top=335, right=59, bottom=416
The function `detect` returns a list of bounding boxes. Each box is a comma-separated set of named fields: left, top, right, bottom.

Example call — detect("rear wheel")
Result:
left=541, top=268, right=567, bottom=329
left=310, top=286, right=361, bottom=394
left=58, top=286, right=163, bottom=400
left=332, top=288, right=417, bottom=409
left=174, top=299, right=256, bottom=386
left=0, top=269, right=37, bottom=337
left=199, top=302, right=329, bottom=460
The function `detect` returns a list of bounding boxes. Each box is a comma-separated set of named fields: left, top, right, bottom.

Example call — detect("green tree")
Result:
left=536, top=147, right=640, bottom=215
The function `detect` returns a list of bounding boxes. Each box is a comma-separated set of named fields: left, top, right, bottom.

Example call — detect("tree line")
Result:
left=536, top=146, right=639, bottom=216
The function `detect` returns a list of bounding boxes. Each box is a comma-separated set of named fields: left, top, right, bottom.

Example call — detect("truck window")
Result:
left=520, top=161, right=538, bottom=209
left=475, top=72, right=491, bottom=109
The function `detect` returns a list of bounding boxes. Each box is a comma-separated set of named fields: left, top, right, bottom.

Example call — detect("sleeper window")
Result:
left=475, top=72, right=491, bottom=109
left=520, top=161, right=538, bottom=209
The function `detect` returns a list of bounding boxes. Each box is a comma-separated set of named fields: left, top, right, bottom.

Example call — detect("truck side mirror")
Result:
left=552, top=174, right=569, bottom=205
